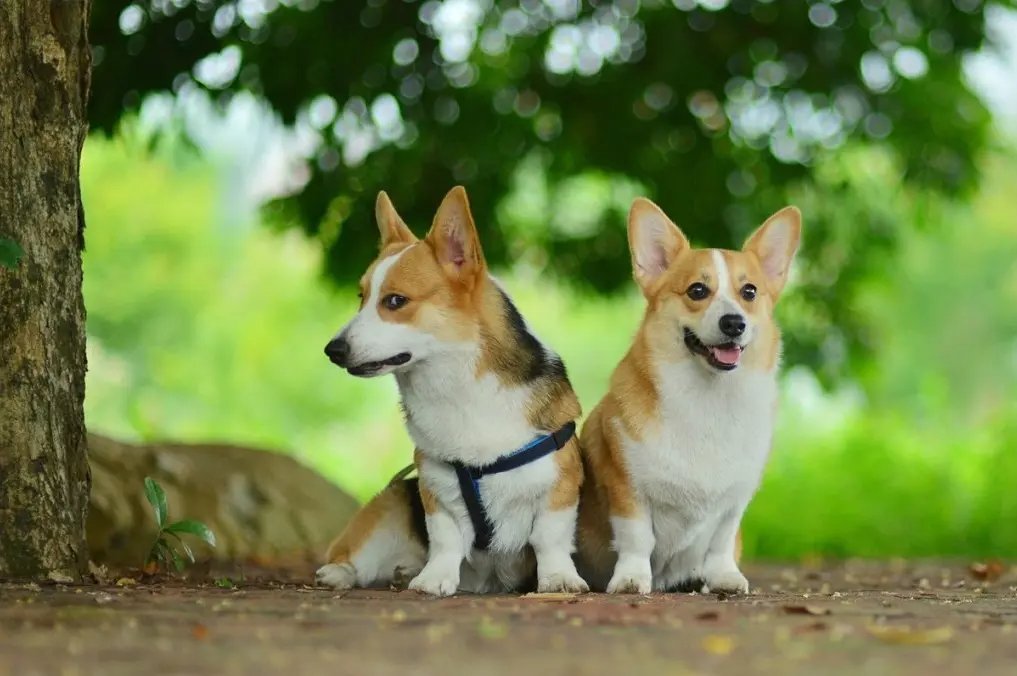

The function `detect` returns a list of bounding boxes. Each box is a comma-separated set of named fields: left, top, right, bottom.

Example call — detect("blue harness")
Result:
left=448, top=420, right=577, bottom=551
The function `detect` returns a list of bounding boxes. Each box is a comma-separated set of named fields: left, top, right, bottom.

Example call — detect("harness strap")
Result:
left=448, top=420, right=576, bottom=551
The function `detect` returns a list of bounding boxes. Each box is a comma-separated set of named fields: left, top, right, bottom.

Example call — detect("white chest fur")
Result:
left=619, top=359, right=777, bottom=579
left=396, top=349, right=539, bottom=466
left=397, top=349, right=557, bottom=590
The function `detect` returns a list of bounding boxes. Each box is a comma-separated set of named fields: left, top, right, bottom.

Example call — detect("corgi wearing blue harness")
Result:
left=316, top=187, right=587, bottom=596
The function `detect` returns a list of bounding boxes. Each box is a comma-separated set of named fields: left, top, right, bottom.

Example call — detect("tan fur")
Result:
left=325, top=479, right=414, bottom=564
left=377, top=191, right=416, bottom=247
left=414, top=449, right=439, bottom=515
left=575, top=313, right=662, bottom=560
left=549, top=438, right=584, bottom=510
left=476, top=288, right=534, bottom=385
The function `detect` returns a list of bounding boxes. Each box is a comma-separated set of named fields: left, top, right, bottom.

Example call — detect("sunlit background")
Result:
left=82, top=0, right=1017, bottom=559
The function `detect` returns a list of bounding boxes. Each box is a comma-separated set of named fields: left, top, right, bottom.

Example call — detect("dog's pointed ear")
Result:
left=376, top=191, right=417, bottom=248
left=628, top=197, right=689, bottom=295
left=743, top=206, right=801, bottom=296
left=426, top=186, right=486, bottom=286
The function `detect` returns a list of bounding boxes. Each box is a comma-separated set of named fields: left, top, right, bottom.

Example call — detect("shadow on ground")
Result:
left=1, top=561, right=1015, bottom=675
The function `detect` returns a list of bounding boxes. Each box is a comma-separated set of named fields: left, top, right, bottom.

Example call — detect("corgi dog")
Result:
left=575, top=198, right=801, bottom=594
left=315, top=187, right=588, bottom=596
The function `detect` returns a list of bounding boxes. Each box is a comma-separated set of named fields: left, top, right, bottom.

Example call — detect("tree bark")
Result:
left=0, top=0, right=92, bottom=580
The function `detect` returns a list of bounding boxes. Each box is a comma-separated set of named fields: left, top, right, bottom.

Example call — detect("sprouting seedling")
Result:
left=144, top=477, right=217, bottom=572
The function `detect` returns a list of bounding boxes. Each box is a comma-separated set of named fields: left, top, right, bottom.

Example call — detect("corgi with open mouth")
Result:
left=315, top=187, right=588, bottom=596
left=576, top=198, right=801, bottom=594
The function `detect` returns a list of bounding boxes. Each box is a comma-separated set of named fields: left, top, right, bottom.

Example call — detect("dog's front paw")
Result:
left=315, top=562, right=357, bottom=590
left=703, top=569, right=749, bottom=595
left=538, top=569, right=590, bottom=594
left=408, top=569, right=459, bottom=597
left=607, top=573, right=652, bottom=594
left=606, top=557, right=652, bottom=594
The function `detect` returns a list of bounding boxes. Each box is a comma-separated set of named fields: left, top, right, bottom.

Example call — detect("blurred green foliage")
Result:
left=88, top=0, right=1012, bottom=372
left=82, top=133, right=1017, bottom=558
left=82, top=135, right=410, bottom=493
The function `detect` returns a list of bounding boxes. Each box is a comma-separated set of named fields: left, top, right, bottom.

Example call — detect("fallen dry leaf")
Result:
left=522, top=592, right=577, bottom=601
left=702, top=634, right=735, bottom=656
left=970, top=561, right=1004, bottom=582
left=866, top=625, right=954, bottom=645
left=783, top=604, right=831, bottom=616
left=115, top=577, right=138, bottom=587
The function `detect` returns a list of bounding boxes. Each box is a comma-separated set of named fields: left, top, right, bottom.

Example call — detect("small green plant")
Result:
left=144, top=476, right=217, bottom=572
left=213, top=577, right=236, bottom=590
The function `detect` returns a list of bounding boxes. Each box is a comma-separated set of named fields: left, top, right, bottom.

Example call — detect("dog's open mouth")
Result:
left=683, top=329, right=742, bottom=371
left=346, top=352, right=412, bottom=377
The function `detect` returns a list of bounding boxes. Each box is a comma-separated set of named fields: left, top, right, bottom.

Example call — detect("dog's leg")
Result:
left=606, top=508, right=655, bottom=594
left=407, top=480, right=467, bottom=597
left=530, top=502, right=589, bottom=593
left=529, top=442, right=588, bottom=593
left=701, top=505, right=749, bottom=595
left=316, top=519, right=426, bottom=590
left=586, top=428, right=655, bottom=594
left=316, top=481, right=427, bottom=590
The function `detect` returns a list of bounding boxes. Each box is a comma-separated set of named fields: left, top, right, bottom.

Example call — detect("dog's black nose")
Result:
left=719, top=314, right=746, bottom=338
left=324, top=337, right=351, bottom=366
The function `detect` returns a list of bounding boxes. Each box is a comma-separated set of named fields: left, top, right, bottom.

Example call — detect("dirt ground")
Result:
left=1, top=560, right=1015, bottom=676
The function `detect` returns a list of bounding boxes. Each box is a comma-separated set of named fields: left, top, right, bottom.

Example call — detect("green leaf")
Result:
left=143, top=477, right=168, bottom=528
left=151, top=538, right=174, bottom=568
left=154, top=538, right=185, bottom=572
left=168, top=546, right=185, bottom=572
left=164, top=531, right=196, bottom=563
left=165, top=519, right=217, bottom=548
left=0, top=238, right=24, bottom=269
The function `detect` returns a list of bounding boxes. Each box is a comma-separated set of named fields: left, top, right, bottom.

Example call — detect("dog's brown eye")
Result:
left=741, top=284, right=757, bottom=301
left=383, top=294, right=408, bottom=311
left=686, top=283, right=710, bottom=301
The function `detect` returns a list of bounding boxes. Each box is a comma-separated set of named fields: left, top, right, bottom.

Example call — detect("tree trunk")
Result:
left=0, top=0, right=92, bottom=580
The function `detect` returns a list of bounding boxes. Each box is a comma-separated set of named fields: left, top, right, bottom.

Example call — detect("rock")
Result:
left=86, top=433, right=358, bottom=568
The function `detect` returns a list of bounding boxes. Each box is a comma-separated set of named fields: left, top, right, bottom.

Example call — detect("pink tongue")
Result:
left=709, top=345, right=741, bottom=366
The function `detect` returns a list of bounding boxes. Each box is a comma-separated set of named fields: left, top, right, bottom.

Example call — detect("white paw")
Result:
left=408, top=569, right=459, bottom=597
left=607, top=556, right=652, bottom=594
left=607, top=573, right=652, bottom=594
left=315, top=562, right=357, bottom=590
left=538, top=569, right=590, bottom=594
left=704, top=569, right=750, bottom=595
